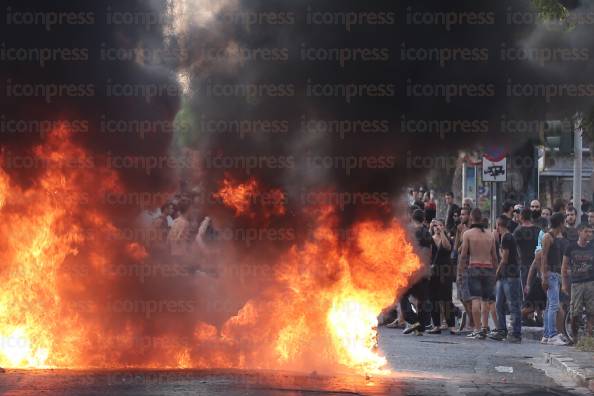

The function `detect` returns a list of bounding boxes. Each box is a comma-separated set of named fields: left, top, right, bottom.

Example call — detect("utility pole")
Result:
left=573, top=113, right=583, bottom=221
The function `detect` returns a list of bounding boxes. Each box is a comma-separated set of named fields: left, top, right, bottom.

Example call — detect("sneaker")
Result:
left=488, top=330, right=506, bottom=341
left=540, top=337, right=549, bottom=344
left=548, top=334, right=569, bottom=346
left=506, top=335, right=522, bottom=344
left=385, top=319, right=404, bottom=329
left=427, top=326, right=442, bottom=334
left=467, top=330, right=486, bottom=340
left=403, top=322, right=421, bottom=335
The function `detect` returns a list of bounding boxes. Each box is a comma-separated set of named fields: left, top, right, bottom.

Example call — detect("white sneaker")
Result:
left=540, top=337, right=549, bottom=344
left=548, top=334, right=569, bottom=346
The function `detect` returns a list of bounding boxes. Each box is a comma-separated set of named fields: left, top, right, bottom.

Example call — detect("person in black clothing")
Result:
left=427, top=219, right=456, bottom=334
left=444, top=192, right=460, bottom=236
left=562, top=224, right=594, bottom=342
left=513, top=209, right=543, bottom=326
left=530, top=200, right=549, bottom=230
left=502, top=200, right=519, bottom=233
left=490, top=216, right=523, bottom=342
left=399, top=209, right=432, bottom=335
left=513, top=210, right=541, bottom=290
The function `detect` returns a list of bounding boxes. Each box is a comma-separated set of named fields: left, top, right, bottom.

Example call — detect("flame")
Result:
left=0, top=125, right=125, bottom=368
left=0, top=126, right=422, bottom=374
left=213, top=175, right=285, bottom=218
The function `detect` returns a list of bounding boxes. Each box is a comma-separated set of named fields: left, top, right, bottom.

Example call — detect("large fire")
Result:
left=0, top=127, right=422, bottom=374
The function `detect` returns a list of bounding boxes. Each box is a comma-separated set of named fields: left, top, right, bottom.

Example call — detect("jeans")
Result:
left=496, top=277, right=523, bottom=337
left=543, top=272, right=561, bottom=338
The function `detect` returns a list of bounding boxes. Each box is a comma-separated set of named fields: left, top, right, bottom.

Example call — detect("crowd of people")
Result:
left=141, top=192, right=219, bottom=275
left=384, top=191, right=594, bottom=345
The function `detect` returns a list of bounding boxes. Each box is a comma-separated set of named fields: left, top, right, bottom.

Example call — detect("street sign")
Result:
left=482, top=155, right=507, bottom=182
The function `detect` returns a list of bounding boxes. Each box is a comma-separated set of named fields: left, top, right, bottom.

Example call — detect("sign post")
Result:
left=483, top=153, right=507, bottom=228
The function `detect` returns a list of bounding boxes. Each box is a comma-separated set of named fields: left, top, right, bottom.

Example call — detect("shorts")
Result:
left=468, top=267, right=496, bottom=301
left=570, top=281, right=594, bottom=318
left=457, top=270, right=472, bottom=302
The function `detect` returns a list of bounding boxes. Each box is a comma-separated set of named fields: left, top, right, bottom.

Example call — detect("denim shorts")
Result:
left=468, top=267, right=496, bottom=301
left=457, top=270, right=472, bottom=302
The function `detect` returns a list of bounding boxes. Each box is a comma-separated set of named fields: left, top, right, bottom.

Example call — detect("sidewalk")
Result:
left=545, top=348, right=594, bottom=392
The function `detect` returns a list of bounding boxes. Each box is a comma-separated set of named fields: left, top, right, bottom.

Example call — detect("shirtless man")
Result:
left=458, top=208, right=498, bottom=339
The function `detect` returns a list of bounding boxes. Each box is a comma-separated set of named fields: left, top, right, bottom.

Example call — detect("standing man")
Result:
left=167, top=199, right=192, bottom=260
left=541, top=213, right=570, bottom=345
left=530, top=200, right=549, bottom=230
left=454, top=207, right=474, bottom=331
left=513, top=209, right=541, bottom=326
left=587, top=208, right=594, bottom=227
left=562, top=224, right=594, bottom=342
left=458, top=208, right=498, bottom=339
left=490, top=216, right=522, bottom=343
left=565, top=207, right=579, bottom=243
left=399, top=209, right=432, bottom=336
left=444, top=192, right=460, bottom=236
left=501, top=200, right=519, bottom=233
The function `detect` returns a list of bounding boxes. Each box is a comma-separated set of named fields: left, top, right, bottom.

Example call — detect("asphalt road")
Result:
left=0, top=330, right=586, bottom=395
left=378, top=326, right=587, bottom=395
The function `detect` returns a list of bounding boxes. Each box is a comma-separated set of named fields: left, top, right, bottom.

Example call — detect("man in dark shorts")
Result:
left=562, top=224, right=594, bottom=342
left=458, top=208, right=498, bottom=339
left=490, top=216, right=522, bottom=343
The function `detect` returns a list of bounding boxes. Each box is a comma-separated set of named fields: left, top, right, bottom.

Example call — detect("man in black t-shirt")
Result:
left=513, top=209, right=541, bottom=290
left=502, top=200, right=519, bottom=234
left=562, top=224, right=594, bottom=341
left=490, top=215, right=522, bottom=342
left=444, top=192, right=460, bottom=236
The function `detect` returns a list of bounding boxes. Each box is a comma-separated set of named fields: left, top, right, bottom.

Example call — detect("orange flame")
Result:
left=214, top=175, right=286, bottom=218
left=0, top=127, right=422, bottom=374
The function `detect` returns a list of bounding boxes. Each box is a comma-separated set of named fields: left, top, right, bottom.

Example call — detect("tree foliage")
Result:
left=531, top=0, right=569, bottom=21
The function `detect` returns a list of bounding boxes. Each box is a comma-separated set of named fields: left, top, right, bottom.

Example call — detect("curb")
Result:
left=521, top=327, right=543, bottom=341
left=544, top=352, right=594, bottom=392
